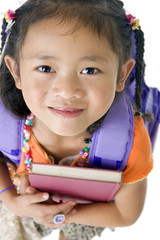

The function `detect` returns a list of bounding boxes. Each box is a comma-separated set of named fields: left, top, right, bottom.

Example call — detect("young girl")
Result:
left=0, top=0, right=153, bottom=240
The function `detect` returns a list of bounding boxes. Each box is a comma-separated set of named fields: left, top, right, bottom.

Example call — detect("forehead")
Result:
left=23, top=17, right=109, bottom=44
left=21, top=17, right=117, bottom=61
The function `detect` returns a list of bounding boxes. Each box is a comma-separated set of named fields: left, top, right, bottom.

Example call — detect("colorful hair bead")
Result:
left=27, top=113, right=34, bottom=120
left=22, top=147, right=29, bottom=153
left=84, top=147, right=90, bottom=152
left=24, top=124, right=32, bottom=130
left=26, top=151, right=31, bottom=158
left=24, top=131, right=30, bottom=140
left=24, top=138, right=29, bottom=142
left=4, top=9, right=16, bottom=23
left=23, top=142, right=29, bottom=150
left=84, top=152, right=89, bottom=157
left=22, top=113, right=34, bottom=171
left=132, top=19, right=140, bottom=30
left=126, top=13, right=140, bottom=30
left=79, top=150, right=84, bottom=155
left=126, top=14, right=135, bottom=25
left=24, top=158, right=31, bottom=165
left=25, top=119, right=33, bottom=126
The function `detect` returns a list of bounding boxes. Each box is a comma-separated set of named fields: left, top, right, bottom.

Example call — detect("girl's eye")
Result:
left=81, top=68, right=99, bottom=74
left=37, top=66, right=55, bottom=73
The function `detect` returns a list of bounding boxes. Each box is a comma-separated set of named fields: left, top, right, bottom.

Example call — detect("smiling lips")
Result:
left=49, top=107, right=84, bottom=118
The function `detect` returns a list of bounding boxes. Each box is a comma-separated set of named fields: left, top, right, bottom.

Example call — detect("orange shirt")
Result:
left=17, top=116, right=153, bottom=184
left=123, top=116, right=153, bottom=183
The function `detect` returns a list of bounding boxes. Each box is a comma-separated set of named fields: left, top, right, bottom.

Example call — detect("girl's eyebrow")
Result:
left=32, top=55, right=58, bottom=60
left=31, top=54, right=109, bottom=62
left=79, top=55, right=109, bottom=62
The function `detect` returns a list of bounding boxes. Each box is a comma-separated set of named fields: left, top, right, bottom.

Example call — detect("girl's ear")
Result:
left=116, top=58, right=135, bottom=92
left=5, top=55, right=22, bottom=90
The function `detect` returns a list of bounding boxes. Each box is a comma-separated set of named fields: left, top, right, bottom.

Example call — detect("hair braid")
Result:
left=134, top=27, right=145, bottom=112
left=0, top=18, right=8, bottom=53
left=87, top=114, right=106, bottom=134
left=133, top=28, right=153, bottom=121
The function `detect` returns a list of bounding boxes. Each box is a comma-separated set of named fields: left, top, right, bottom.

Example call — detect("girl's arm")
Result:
left=0, top=162, right=17, bottom=199
left=67, top=178, right=147, bottom=227
left=0, top=161, right=77, bottom=228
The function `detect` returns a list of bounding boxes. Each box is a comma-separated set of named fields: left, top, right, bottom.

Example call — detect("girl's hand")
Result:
left=19, top=174, right=37, bottom=195
left=6, top=191, right=77, bottom=228
left=6, top=174, right=77, bottom=227
left=20, top=174, right=55, bottom=204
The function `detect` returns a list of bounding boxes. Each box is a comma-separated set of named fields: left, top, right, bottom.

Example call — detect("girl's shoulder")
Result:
left=122, top=116, right=153, bottom=184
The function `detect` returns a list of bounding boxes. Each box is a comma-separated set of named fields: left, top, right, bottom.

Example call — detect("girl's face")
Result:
left=6, top=18, right=134, bottom=138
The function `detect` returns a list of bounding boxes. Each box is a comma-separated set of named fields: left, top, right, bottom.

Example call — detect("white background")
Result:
left=0, top=1, right=160, bottom=239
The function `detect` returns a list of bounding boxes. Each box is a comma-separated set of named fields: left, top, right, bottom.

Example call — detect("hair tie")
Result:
left=4, top=9, right=16, bottom=23
left=0, top=9, right=16, bottom=67
left=126, top=14, right=140, bottom=30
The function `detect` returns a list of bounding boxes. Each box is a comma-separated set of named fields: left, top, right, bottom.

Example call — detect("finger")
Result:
left=53, top=200, right=77, bottom=215
left=27, top=196, right=76, bottom=224
left=19, top=174, right=30, bottom=194
left=26, top=186, right=39, bottom=194
left=67, top=208, right=77, bottom=216
left=45, top=201, right=77, bottom=223
left=26, top=192, right=50, bottom=205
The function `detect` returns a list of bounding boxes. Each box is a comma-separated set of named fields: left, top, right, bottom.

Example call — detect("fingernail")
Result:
left=43, top=193, right=49, bottom=199
left=71, top=201, right=77, bottom=206
left=26, top=186, right=32, bottom=193
left=71, top=209, right=77, bottom=215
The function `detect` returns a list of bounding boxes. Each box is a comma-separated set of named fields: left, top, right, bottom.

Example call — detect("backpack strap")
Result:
left=142, top=83, right=160, bottom=149
left=0, top=96, right=24, bottom=166
left=126, top=77, right=160, bottom=150
left=88, top=93, right=134, bottom=171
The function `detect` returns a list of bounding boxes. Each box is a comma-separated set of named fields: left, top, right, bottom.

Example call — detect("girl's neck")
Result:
left=31, top=117, right=90, bottom=163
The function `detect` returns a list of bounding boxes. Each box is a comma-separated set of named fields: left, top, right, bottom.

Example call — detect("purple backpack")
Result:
left=0, top=85, right=159, bottom=171
left=126, top=78, right=160, bottom=151
left=0, top=97, right=25, bottom=166
left=88, top=93, right=134, bottom=171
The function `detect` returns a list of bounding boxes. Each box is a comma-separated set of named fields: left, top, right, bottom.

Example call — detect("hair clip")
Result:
left=4, top=9, right=16, bottom=23
left=4, top=9, right=16, bottom=32
left=0, top=10, right=16, bottom=67
left=126, top=14, right=140, bottom=30
left=135, top=111, right=154, bottom=122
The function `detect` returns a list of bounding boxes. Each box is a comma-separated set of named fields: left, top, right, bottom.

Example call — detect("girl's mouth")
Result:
left=49, top=107, right=84, bottom=118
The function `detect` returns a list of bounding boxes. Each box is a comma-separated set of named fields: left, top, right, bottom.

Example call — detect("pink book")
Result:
left=29, top=163, right=122, bottom=203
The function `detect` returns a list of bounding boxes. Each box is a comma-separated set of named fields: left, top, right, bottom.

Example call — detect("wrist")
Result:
left=0, top=185, right=16, bottom=195
left=0, top=185, right=18, bottom=204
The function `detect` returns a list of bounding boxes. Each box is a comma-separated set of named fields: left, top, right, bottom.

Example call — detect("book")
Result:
left=29, top=163, right=123, bottom=203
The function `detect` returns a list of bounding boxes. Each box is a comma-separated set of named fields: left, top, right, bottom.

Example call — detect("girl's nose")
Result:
left=51, top=74, right=84, bottom=100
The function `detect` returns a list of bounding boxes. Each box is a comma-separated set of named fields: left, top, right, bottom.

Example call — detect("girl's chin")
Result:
left=52, top=129, right=85, bottom=137
left=49, top=124, right=88, bottom=137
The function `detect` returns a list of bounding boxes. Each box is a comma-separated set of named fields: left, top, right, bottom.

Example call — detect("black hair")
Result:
left=0, top=0, right=145, bottom=131
left=134, top=28, right=145, bottom=111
